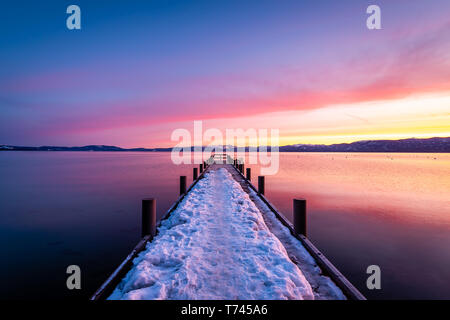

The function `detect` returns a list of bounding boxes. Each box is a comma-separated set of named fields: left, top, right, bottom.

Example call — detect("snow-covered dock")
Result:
left=92, top=160, right=364, bottom=300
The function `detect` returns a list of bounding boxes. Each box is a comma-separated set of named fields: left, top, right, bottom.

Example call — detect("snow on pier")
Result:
left=109, top=167, right=345, bottom=300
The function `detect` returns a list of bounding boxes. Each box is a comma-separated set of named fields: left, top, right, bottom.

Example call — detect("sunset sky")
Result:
left=1, top=0, right=450, bottom=147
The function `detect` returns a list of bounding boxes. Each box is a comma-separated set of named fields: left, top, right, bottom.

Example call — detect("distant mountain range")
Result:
left=0, top=145, right=170, bottom=152
left=279, top=137, right=450, bottom=152
left=1, top=137, right=449, bottom=153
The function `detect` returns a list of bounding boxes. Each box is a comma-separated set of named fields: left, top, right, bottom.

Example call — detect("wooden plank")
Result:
left=90, top=235, right=151, bottom=300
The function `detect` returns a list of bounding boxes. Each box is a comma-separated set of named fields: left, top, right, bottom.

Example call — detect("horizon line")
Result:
left=2, top=136, right=449, bottom=150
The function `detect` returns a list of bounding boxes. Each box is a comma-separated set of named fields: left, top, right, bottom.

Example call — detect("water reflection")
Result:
left=0, top=152, right=449, bottom=299
left=247, top=153, right=450, bottom=299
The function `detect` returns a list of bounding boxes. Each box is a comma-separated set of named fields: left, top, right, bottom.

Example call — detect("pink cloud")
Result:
left=3, top=21, right=450, bottom=144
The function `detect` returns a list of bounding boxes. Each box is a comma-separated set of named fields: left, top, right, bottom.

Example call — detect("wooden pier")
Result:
left=91, top=154, right=365, bottom=300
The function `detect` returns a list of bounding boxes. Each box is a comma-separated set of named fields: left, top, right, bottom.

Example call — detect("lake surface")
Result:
left=0, top=152, right=449, bottom=299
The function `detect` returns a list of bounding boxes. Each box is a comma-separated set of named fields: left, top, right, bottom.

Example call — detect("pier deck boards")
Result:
left=92, top=159, right=364, bottom=300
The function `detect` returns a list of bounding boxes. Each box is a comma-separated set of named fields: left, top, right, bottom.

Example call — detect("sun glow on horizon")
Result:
left=140, top=92, right=449, bottom=148
left=211, top=92, right=450, bottom=147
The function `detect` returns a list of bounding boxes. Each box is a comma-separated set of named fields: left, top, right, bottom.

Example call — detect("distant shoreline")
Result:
left=1, top=137, right=449, bottom=153
left=1, top=150, right=449, bottom=153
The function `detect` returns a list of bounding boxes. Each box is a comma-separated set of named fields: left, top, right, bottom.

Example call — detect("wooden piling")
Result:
left=180, top=176, right=187, bottom=195
left=258, top=176, right=265, bottom=195
left=200, top=163, right=203, bottom=173
left=293, top=199, right=307, bottom=237
left=246, top=167, right=251, bottom=180
left=193, top=167, right=198, bottom=180
left=141, top=198, right=156, bottom=238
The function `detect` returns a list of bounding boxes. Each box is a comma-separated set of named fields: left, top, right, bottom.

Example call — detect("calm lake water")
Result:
left=0, top=152, right=449, bottom=299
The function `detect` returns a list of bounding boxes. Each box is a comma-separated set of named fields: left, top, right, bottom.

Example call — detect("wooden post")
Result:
left=193, top=167, right=198, bottom=180
left=246, top=167, right=251, bottom=180
left=293, top=199, right=307, bottom=237
left=241, top=163, right=244, bottom=174
left=258, top=176, right=265, bottom=195
left=180, top=176, right=186, bottom=195
left=142, top=198, right=156, bottom=238
left=200, top=163, right=203, bottom=173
